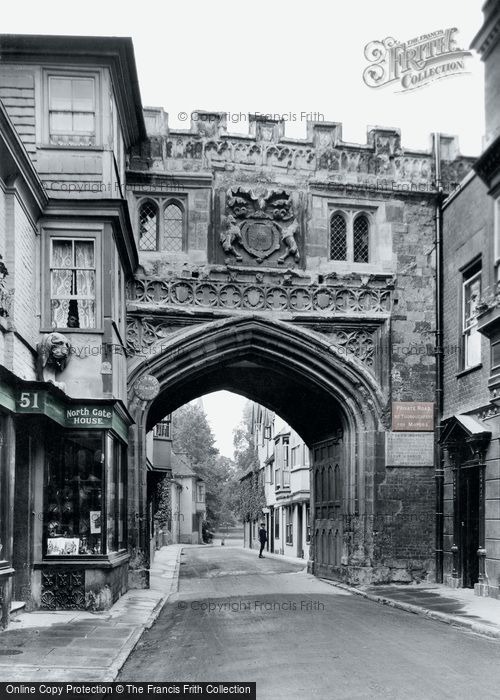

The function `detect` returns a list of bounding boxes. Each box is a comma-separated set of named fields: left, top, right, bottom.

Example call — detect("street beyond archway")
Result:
left=118, top=548, right=500, bottom=699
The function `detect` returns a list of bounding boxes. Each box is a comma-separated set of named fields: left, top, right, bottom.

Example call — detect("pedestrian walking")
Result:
left=258, top=522, right=267, bottom=558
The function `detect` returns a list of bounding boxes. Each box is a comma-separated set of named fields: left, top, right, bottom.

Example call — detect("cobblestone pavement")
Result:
left=118, top=547, right=500, bottom=700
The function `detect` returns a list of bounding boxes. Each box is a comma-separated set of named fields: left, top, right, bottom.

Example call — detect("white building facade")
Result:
left=250, top=405, right=311, bottom=561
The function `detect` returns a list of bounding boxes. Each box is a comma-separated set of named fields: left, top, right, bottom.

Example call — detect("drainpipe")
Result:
left=434, top=132, right=444, bottom=583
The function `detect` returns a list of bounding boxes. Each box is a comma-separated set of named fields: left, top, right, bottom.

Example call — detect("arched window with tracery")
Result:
left=353, top=213, right=370, bottom=263
left=330, top=212, right=347, bottom=260
left=138, top=200, right=158, bottom=251
left=163, top=202, right=184, bottom=253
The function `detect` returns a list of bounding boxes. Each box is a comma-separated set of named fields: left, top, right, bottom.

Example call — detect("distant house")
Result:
left=171, top=452, right=206, bottom=544
left=148, top=416, right=206, bottom=548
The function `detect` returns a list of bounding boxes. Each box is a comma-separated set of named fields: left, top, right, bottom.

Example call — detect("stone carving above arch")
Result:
left=127, top=275, right=392, bottom=315
left=218, top=187, right=301, bottom=267
left=126, top=315, right=378, bottom=375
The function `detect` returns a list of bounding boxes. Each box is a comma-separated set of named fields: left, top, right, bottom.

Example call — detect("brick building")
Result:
left=435, top=0, right=500, bottom=599
left=440, top=171, right=493, bottom=592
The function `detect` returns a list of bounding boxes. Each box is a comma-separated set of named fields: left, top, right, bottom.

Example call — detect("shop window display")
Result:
left=44, top=431, right=104, bottom=556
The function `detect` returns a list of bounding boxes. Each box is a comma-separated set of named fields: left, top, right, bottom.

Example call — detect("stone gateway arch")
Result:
left=123, top=113, right=473, bottom=590
left=127, top=315, right=388, bottom=583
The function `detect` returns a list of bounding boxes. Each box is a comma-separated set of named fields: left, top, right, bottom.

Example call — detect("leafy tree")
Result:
left=172, top=403, right=237, bottom=527
left=233, top=401, right=259, bottom=476
left=231, top=401, right=265, bottom=523
left=154, top=475, right=171, bottom=528
left=233, top=474, right=266, bottom=523
left=172, top=403, right=218, bottom=468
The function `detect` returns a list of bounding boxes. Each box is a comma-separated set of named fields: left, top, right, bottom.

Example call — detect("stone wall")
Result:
left=126, top=113, right=478, bottom=584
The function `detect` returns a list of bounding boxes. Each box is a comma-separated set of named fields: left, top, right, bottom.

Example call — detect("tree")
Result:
left=172, top=403, right=218, bottom=469
left=233, top=401, right=259, bottom=476
left=231, top=400, right=265, bottom=523
left=233, top=473, right=266, bottom=523
left=172, top=403, right=237, bottom=527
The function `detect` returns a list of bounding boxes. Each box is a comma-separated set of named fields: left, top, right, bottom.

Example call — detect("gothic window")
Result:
left=353, top=214, right=370, bottom=263
left=163, top=203, right=184, bottom=253
left=329, top=209, right=372, bottom=263
left=330, top=213, right=347, bottom=260
left=139, top=200, right=159, bottom=251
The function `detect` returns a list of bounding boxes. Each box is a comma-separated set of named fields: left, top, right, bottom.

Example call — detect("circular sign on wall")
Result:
left=134, top=374, right=160, bottom=401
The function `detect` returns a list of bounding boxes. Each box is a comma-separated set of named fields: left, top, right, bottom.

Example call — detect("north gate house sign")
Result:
left=220, top=187, right=300, bottom=265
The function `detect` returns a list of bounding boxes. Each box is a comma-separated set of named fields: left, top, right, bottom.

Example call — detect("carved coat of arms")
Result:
left=220, top=188, right=300, bottom=265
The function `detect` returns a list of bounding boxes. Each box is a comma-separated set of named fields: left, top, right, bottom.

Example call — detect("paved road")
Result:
left=118, top=547, right=500, bottom=699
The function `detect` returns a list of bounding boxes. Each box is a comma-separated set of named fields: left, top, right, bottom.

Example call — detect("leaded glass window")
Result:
left=139, top=201, right=159, bottom=251
left=353, top=214, right=370, bottom=263
left=163, top=203, right=184, bottom=253
left=330, top=213, right=347, bottom=260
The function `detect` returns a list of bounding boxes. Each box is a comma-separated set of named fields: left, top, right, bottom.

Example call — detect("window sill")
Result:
left=40, top=328, right=104, bottom=335
left=36, top=551, right=129, bottom=569
left=40, top=144, right=104, bottom=152
left=456, top=364, right=482, bottom=379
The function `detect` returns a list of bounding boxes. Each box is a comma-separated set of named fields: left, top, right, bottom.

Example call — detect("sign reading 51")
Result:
left=17, top=391, right=41, bottom=410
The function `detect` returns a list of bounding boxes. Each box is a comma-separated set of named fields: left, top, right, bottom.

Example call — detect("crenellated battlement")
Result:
left=131, top=108, right=475, bottom=192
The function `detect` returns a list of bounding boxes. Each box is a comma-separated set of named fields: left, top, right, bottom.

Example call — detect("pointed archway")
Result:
left=127, top=315, right=389, bottom=586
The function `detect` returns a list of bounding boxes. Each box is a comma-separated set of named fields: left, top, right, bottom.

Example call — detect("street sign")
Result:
left=392, top=402, right=434, bottom=431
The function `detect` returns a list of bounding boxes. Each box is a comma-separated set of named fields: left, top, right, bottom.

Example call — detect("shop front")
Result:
left=2, top=378, right=132, bottom=613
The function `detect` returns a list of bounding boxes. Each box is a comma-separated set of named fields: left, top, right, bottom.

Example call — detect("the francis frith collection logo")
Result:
left=363, top=28, right=472, bottom=92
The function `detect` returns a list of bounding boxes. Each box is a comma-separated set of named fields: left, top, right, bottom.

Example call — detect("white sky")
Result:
left=4, top=1, right=487, bottom=454
left=3, top=0, right=485, bottom=154
left=198, top=391, right=247, bottom=458
left=200, top=392, right=287, bottom=458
